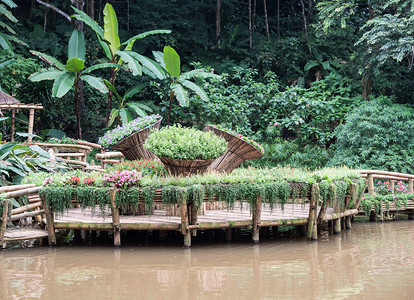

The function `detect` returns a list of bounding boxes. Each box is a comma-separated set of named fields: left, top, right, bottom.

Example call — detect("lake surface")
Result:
left=1, top=221, right=413, bottom=299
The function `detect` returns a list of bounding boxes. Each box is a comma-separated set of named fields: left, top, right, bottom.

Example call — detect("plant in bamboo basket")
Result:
left=98, top=114, right=162, bottom=160
left=204, top=125, right=264, bottom=173
left=144, top=124, right=227, bottom=176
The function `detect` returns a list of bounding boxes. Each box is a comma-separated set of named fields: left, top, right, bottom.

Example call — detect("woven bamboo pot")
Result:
left=204, top=125, right=263, bottom=173
left=157, top=156, right=216, bottom=176
left=111, top=118, right=162, bottom=160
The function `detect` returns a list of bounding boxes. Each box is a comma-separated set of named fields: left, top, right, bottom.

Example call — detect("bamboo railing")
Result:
left=0, top=185, right=46, bottom=247
left=359, top=170, right=414, bottom=221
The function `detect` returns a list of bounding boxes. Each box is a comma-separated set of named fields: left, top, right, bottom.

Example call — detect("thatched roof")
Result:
left=0, top=90, right=20, bottom=105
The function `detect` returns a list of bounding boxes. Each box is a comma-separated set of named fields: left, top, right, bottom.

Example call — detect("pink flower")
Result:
left=274, top=122, right=279, bottom=126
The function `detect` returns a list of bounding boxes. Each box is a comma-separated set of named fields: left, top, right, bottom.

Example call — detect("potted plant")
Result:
left=144, top=124, right=227, bottom=176
left=98, top=114, right=162, bottom=160
left=204, top=125, right=264, bottom=173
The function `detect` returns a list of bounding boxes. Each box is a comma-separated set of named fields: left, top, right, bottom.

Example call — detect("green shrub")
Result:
left=145, top=124, right=227, bottom=160
left=107, top=159, right=167, bottom=177
left=329, top=98, right=414, bottom=173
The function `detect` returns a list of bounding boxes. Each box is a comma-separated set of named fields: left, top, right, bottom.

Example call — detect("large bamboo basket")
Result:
left=157, top=156, right=216, bottom=176
left=205, top=125, right=263, bottom=173
left=111, top=118, right=162, bottom=160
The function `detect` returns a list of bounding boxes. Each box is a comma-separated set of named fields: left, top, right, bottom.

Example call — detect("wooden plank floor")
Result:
left=4, top=228, right=49, bottom=241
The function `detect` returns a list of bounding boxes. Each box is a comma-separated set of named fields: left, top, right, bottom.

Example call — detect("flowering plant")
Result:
left=210, top=124, right=264, bottom=154
left=83, top=176, right=96, bottom=186
left=103, top=170, right=142, bottom=189
left=108, top=159, right=167, bottom=177
left=375, top=180, right=408, bottom=195
left=67, top=176, right=80, bottom=186
left=98, top=114, right=162, bottom=149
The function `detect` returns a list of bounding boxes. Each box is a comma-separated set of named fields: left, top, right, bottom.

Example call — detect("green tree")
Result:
left=156, top=46, right=220, bottom=124
left=29, top=30, right=115, bottom=138
left=72, top=3, right=170, bottom=125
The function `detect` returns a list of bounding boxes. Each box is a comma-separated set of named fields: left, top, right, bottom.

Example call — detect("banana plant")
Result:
left=72, top=3, right=170, bottom=125
left=155, top=46, right=221, bottom=125
left=29, top=30, right=117, bottom=138
left=104, top=80, right=152, bottom=126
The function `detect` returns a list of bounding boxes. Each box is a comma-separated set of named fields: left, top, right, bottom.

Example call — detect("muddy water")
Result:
left=1, top=221, right=413, bottom=299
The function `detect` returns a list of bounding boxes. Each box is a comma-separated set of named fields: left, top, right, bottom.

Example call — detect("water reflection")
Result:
left=1, top=221, right=414, bottom=299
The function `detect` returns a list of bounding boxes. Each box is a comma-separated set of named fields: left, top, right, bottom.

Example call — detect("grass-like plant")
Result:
left=145, top=124, right=227, bottom=160
left=98, top=114, right=161, bottom=149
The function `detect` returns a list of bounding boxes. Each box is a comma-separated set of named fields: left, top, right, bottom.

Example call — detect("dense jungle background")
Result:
left=1, top=0, right=414, bottom=172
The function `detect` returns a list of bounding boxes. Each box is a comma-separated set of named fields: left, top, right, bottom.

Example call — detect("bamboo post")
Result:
left=110, top=188, right=121, bottom=247
left=333, top=218, right=341, bottom=234
left=409, top=179, right=413, bottom=193
left=190, top=203, right=198, bottom=237
left=43, top=198, right=56, bottom=246
left=252, top=194, right=262, bottom=245
left=11, top=109, right=15, bottom=142
left=368, top=174, right=374, bottom=196
left=390, top=180, right=395, bottom=194
left=225, top=228, right=232, bottom=242
left=0, top=200, right=9, bottom=247
left=345, top=216, right=352, bottom=229
left=180, top=196, right=191, bottom=249
left=27, top=108, right=35, bottom=143
left=307, top=183, right=319, bottom=240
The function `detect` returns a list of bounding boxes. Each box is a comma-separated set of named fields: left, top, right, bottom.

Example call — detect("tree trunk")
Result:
left=361, top=75, right=371, bottom=100
left=277, top=0, right=280, bottom=38
left=106, top=67, right=116, bottom=125
left=248, top=0, right=252, bottom=48
left=308, top=0, right=313, bottom=22
left=264, top=0, right=269, bottom=38
left=71, top=0, right=85, bottom=31
left=167, top=89, right=174, bottom=126
left=216, top=0, right=222, bottom=46
left=300, top=0, right=312, bottom=55
left=87, top=0, right=95, bottom=19
left=74, top=77, right=82, bottom=139
left=253, top=0, right=256, bottom=31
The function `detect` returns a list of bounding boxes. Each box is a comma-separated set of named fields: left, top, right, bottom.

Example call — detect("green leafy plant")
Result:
left=145, top=124, right=227, bottom=160
left=329, top=98, right=414, bottom=173
left=154, top=46, right=220, bottom=124
left=72, top=3, right=170, bottom=124
left=107, top=159, right=167, bottom=177
left=104, top=80, right=152, bottom=126
left=29, top=29, right=113, bottom=138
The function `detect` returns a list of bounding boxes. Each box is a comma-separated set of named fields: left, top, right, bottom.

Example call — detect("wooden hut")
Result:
left=0, top=90, right=43, bottom=142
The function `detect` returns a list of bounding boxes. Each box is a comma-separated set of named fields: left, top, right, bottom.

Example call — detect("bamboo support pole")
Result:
left=76, top=140, right=102, bottom=149
left=368, top=174, right=374, bottom=196
left=333, top=218, right=341, bottom=234
left=225, top=228, right=232, bottom=242
left=43, top=199, right=56, bottom=246
left=390, top=180, right=395, bottom=194
left=307, top=183, right=319, bottom=240
left=96, top=152, right=124, bottom=159
left=0, top=200, right=9, bottom=247
left=409, top=179, right=413, bottom=193
left=55, top=152, right=86, bottom=157
left=252, top=194, right=262, bottom=245
left=11, top=209, right=45, bottom=221
left=190, top=203, right=198, bottom=237
left=318, top=183, right=334, bottom=223
left=345, top=216, right=352, bottom=229
left=3, top=187, right=41, bottom=199
left=27, top=109, right=35, bottom=143
left=11, top=202, right=41, bottom=215
left=34, top=143, right=92, bottom=151
left=0, top=184, right=35, bottom=193
left=180, top=199, right=191, bottom=249
left=110, top=189, right=121, bottom=247
left=11, top=109, right=15, bottom=142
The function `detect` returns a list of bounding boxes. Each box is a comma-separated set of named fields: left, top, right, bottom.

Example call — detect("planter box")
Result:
left=157, top=156, right=216, bottom=176
left=111, top=118, right=162, bottom=160
left=205, top=126, right=263, bottom=173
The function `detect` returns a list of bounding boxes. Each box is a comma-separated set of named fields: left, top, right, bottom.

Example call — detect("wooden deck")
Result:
left=3, top=228, right=48, bottom=241
left=53, top=203, right=357, bottom=231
